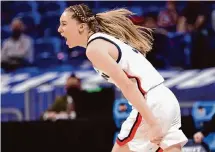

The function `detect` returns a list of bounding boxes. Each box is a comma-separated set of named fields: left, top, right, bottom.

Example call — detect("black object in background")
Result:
left=74, top=87, right=115, bottom=120
left=2, top=87, right=117, bottom=152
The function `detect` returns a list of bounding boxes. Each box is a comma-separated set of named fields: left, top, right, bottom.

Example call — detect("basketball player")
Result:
left=58, top=4, right=188, bottom=152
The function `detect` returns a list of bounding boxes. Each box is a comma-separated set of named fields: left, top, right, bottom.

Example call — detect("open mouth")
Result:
left=61, top=34, right=69, bottom=46
left=65, top=37, right=69, bottom=46
left=61, top=34, right=67, bottom=41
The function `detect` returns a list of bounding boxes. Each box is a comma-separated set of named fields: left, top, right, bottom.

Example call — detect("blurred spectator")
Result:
left=196, top=106, right=207, bottom=118
left=157, top=1, right=178, bottom=31
left=177, top=2, right=208, bottom=33
left=191, top=24, right=215, bottom=69
left=142, top=12, right=170, bottom=69
left=142, top=12, right=168, bottom=35
left=41, top=74, right=81, bottom=121
left=118, top=103, right=128, bottom=113
left=193, top=113, right=215, bottom=143
left=142, top=12, right=158, bottom=29
left=130, top=15, right=144, bottom=26
left=1, top=18, right=33, bottom=72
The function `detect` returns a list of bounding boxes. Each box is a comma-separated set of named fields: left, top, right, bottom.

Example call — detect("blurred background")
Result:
left=1, top=1, right=215, bottom=152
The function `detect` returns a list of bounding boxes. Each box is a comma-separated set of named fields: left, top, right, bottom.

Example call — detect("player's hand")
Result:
left=194, top=132, right=204, bottom=143
left=147, top=123, right=164, bottom=145
left=47, top=112, right=57, bottom=118
left=43, top=112, right=57, bottom=120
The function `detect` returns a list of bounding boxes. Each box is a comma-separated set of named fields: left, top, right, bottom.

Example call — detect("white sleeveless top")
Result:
left=87, top=32, right=164, bottom=95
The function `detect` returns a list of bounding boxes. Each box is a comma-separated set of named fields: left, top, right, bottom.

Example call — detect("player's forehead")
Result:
left=60, top=11, right=74, bottom=22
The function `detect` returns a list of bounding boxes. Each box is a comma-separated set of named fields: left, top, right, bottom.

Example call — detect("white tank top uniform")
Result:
left=87, top=32, right=188, bottom=152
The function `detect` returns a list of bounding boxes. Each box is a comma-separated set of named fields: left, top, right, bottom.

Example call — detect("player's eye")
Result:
left=60, top=22, right=67, bottom=26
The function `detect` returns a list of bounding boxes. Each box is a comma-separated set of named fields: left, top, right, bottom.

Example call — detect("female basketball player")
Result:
left=58, top=4, right=188, bottom=152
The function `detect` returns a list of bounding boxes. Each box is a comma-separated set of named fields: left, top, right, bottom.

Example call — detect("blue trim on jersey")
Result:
left=87, top=36, right=122, bottom=63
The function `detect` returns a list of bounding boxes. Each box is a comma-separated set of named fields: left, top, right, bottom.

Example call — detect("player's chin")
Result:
left=67, top=43, right=73, bottom=48
left=68, top=43, right=78, bottom=49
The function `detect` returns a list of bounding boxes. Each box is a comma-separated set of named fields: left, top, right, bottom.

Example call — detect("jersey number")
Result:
left=101, top=73, right=110, bottom=80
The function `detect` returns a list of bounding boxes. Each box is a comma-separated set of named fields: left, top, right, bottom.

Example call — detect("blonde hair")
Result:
left=66, top=4, right=153, bottom=55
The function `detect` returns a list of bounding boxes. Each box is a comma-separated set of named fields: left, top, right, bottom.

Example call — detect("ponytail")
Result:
left=96, top=8, right=153, bottom=55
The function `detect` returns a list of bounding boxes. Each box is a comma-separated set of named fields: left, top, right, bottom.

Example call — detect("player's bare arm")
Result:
left=86, top=39, right=160, bottom=128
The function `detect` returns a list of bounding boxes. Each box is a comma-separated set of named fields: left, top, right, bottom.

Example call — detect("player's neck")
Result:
left=80, top=31, right=95, bottom=48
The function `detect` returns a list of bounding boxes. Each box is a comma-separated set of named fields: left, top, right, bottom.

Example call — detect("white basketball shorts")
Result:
left=116, top=84, right=188, bottom=152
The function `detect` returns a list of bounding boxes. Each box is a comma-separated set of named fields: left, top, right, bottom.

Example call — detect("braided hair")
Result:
left=66, top=4, right=99, bottom=33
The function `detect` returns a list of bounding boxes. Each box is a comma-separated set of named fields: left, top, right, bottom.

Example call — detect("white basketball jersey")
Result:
left=87, top=32, right=164, bottom=94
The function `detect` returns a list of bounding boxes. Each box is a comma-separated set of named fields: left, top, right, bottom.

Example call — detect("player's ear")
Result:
left=78, top=23, right=87, bottom=34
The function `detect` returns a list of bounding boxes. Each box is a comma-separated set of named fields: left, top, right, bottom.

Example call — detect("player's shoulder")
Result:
left=87, top=33, right=119, bottom=52
left=87, top=32, right=121, bottom=46
left=88, top=32, right=113, bottom=41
